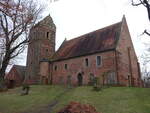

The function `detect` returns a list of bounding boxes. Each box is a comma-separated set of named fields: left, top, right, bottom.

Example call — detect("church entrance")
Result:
left=8, top=80, right=15, bottom=88
left=77, top=73, right=83, bottom=86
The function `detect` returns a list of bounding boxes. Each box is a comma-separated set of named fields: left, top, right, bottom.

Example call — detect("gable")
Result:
left=5, top=65, right=26, bottom=80
left=53, top=22, right=122, bottom=61
left=116, top=16, right=138, bottom=61
left=14, top=65, right=26, bottom=78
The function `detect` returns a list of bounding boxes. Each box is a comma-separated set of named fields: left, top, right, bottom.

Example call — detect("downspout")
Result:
left=127, top=47, right=133, bottom=86
left=115, top=50, right=119, bottom=85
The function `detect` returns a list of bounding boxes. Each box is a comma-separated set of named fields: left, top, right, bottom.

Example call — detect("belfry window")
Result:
left=47, top=32, right=49, bottom=39
left=85, top=58, right=89, bottom=67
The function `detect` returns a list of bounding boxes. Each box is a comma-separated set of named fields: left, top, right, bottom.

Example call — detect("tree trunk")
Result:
left=0, top=58, right=9, bottom=77
left=0, top=55, right=10, bottom=89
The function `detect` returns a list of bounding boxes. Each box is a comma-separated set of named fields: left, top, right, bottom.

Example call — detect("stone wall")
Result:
left=5, top=67, right=23, bottom=88
left=25, top=16, right=56, bottom=84
left=51, top=51, right=116, bottom=86
left=116, top=17, right=142, bottom=87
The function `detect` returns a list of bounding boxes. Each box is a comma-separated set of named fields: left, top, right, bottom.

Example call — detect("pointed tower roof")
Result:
left=34, top=14, right=56, bottom=30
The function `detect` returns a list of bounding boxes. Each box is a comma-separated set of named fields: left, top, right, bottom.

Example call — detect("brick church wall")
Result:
left=25, top=15, right=56, bottom=84
left=116, top=17, right=142, bottom=87
left=5, top=67, right=23, bottom=88
left=38, top=16, right=142, bottom=87
left=51, top=51, right=116, bottom=86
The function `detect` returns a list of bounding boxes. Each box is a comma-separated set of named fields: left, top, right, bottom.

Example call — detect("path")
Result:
left=22, top=87, right=73, bottom=113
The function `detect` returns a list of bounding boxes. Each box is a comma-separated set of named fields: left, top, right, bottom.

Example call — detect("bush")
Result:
left=88, top=74, right=95, bottom=86
left=21, top=84, right=30, bottom=95
left=93, top=77, right=102, bottom=91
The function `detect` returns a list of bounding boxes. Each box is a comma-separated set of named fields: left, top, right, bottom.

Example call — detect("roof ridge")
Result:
left=52, top=38, right=67, bottom=59
left=66, top=21, right=122, bottom=43
left=53, top=20, right=123, bottom=61
left=114, top=15, right=126, bottom=49
left=14, top=65, right=26, bottom=67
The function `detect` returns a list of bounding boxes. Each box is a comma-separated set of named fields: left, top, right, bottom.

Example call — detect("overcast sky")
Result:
left=16, top=0, right=150, bottom=66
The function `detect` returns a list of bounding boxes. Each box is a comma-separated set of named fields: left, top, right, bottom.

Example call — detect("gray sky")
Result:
left=16, top=0, right=150, bottom=66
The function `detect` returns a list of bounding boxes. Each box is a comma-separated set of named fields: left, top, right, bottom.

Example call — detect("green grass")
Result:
left=0, top=86, right=150, bottom=113
left=0, top=85, right=65, bottom=113
left=53, top=86, right=150, bottom=113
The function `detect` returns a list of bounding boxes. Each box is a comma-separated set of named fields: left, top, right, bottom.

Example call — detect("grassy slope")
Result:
left=53, top=86, right=150, bottom=113
left=0, top=85, right=65, bottom=113
left=0, top=86, right=150, bottom=113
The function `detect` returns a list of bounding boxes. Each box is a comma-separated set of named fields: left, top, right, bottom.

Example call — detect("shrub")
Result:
left=21, top=84, right=30, bottom=96
left=88, top=74, right=95, bottom=86
left=93, top=77, right=102, bottom=91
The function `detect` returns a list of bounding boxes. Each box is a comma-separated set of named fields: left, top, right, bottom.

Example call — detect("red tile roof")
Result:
left=5, top=65, right=26, bottom=80
left=53, top=21, right=122, bottom=61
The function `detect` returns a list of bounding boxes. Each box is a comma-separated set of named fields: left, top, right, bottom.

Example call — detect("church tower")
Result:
left=25, top=15, right=56, bottom=84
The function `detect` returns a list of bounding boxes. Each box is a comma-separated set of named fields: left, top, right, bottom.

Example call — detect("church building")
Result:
left=25, top=15, right=142, bottom=87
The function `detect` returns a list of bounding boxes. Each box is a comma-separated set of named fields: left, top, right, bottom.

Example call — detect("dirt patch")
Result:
left=57, top=101, right=101, bottom=113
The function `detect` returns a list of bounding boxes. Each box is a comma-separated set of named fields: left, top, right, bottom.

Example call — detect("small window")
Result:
left=47, top=32, right=49, bottom=39
left=85, top=58, right=89, bottom=67
left=96, top=56, right=102, bottom=66
left=46, top=49, right=48, bottom=52
left=54, top=65, right=57, bottom=71
left=65, top=64, right=68, bottom=70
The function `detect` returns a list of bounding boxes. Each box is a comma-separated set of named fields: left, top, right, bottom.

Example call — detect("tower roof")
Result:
left=34, top=15, right=56, bottom=30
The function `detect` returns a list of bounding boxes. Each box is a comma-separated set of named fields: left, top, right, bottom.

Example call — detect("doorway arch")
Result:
left=77, top=73, right=83, bottom=86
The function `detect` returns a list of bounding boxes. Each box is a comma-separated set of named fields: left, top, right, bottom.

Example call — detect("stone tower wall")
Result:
left=25, top=15, right=56, bottom=84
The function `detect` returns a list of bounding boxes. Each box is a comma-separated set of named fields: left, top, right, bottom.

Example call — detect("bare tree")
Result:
left=141, top=62, right=150, bottom=87
left=138, top=50, right=150, bottom=87
left=132, top=0, right=150, bottom=35
left=0, top=0, right=43, bottom=87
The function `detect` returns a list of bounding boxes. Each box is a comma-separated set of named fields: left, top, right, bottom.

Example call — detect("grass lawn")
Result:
left=0, top=85, right=150, bottom=113
left=0, top=85, right=66, bottom=113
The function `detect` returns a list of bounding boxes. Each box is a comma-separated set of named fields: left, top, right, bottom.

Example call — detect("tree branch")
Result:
left=0, top=0, right=44, bottom=78
left=132, top=0, right=143, bottom=6
left=144, top=29, right=150, bottom=35
left=10, top=45, right=25, bottom=59
left=10, top=38, right=28, bottom=55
